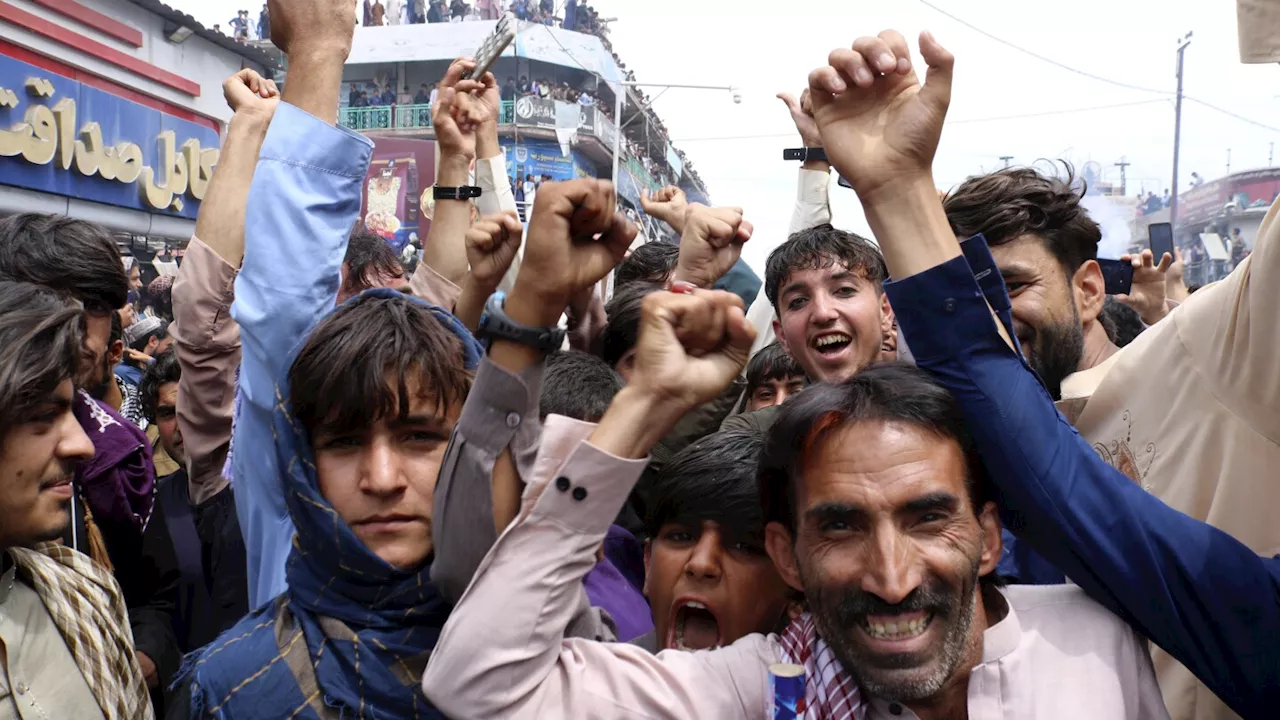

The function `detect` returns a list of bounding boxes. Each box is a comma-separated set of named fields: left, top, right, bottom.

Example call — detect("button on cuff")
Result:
left=505, top=412, right=521, bottom=428
left=555, top=476, right=571, bottom=492
left=571, top=486, right=588, bottom=501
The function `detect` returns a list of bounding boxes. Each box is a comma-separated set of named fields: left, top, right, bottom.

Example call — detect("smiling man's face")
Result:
left=773, top=420, right=1001, bottom=703
left=773, top=260, right=894, bottom=384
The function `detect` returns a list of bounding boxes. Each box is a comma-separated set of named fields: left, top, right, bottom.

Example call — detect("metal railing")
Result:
left=340, top=101, right=516, bottom=131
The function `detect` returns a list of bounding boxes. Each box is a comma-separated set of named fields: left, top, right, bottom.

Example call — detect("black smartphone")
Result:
left=1148, top=222, right=1175, bottom=264
left=1097, top=258, right=1135, bottom=295
left=837, top=175, right=854, bottom=189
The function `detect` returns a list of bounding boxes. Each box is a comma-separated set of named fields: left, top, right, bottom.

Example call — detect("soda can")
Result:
left=769, top=662, right=806, bottom=719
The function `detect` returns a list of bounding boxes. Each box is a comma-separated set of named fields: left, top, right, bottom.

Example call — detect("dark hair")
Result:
left=0, top=281, right=84, bottom=439
left=745, top=342, right=806, bottom=394
left=601, top=280, right=662, bottom=368
left=1186, top=283, right=1202, bottom=294
left=615, top=241, right=678, bottom=290
left=645, top=429, right=766, bottom=538
left=342, top=224, right=405, bottom=296
left=288, top=293, right=470, bottom=438
left=944, top=164, right=1100, bottom=277
left=759, top=362, right=991, bottom=534
left=139, top=349, right=181, bottom=422
left=764, top=224, right=887, bottom=312
left=1101, top=297, right=1145, bottom=348
left=129, top=319, right=169, bottom=353
left=541, top=350, right=621, bottom=423
left=0, top=213, right=128, bottom=312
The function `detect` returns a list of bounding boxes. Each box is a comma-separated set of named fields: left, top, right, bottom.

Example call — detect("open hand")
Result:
left=807, top=30, right=954, bottom=203
left=640, top=186, right=689, bottom=233
left=268, top=0, right=357, bottom=58
left=466, top=211, right=523, bottom=291
left=1116, top=248, right=1172, bottom=325
left=631, top=288, right=756, bottom=411
left=673, top=204, right=753, bottom=288
left=434, top=58, right=491, bottom=161
left=223, top=69, right=280, bottom=120
left=512, top=179, right=637, bottom=326
left=778, top=89, right=821, bottom=148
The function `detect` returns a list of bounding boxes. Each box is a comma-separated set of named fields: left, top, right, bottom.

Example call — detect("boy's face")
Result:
left=773, top=260, right=893, bottom=385
left=0, top=381, right=95, bottom=550
left=747, top=374, right=806, bottom=413
left=312, top=376, right=461, bottom=570
left=644, top=519, right=791, bottom=652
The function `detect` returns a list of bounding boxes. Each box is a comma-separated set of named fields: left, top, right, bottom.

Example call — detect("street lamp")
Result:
left=610, top=82, right=739, bottom=189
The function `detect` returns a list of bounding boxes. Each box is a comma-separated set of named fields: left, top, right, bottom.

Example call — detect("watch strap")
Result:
left=476, top=292, right=566, bottom=354
left=434, top=185, right=483, bottom=201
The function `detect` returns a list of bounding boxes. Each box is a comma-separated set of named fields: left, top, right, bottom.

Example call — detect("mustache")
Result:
left=830, top=577, right=959, bottom=623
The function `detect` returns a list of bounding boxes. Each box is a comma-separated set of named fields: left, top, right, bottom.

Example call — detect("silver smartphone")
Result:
left=465, top=13, right=517, bottom=80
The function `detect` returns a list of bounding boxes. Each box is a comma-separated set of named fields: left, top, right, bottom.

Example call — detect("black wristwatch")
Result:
left=782, top=147, right=828, bottom=163
left=475, top=292, right=566, bottom=354
left=434, top=185, right=482, bottom=201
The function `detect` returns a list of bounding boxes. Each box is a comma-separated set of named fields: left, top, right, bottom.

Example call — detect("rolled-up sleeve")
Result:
left=787, top=167, right=831, bottom=236
left=171, top=237, right=239, bottom=503
left=885, top=250, right=1280, bottom=719
left=431, top=356, right=545, bottom=603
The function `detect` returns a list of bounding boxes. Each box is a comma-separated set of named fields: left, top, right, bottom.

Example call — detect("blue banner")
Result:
left=0, top=54, right=219, bottom=219
left=503, top=139, right=592, bottom=183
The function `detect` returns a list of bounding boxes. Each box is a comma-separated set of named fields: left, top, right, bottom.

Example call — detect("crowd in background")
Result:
left=3, top=1, right=1279, bottom=720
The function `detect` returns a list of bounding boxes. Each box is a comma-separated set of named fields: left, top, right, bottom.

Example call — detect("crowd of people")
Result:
left=2, top=0, right=1278, bottom=719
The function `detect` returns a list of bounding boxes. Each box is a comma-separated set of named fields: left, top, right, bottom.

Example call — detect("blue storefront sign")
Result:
left=0, top=54, right=220, bottom=220
left=503, top=139, right=593, bottom=183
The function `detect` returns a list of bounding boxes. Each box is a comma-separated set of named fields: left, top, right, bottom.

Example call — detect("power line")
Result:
left=668, top=99, right=1169, bottom=143
left=914, top=0, right=1173, bottom=96
left=1184, top=96, right=1280, bottom=133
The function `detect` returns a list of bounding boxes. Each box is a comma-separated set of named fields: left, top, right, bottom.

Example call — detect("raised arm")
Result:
left=808, top=29, right=1280, bottom=718
left=433, top=180, right=631, bottom=600
left=779, top=90, right=833, bottom=236
left=417, top=60, right=489, bottom=290
left=228, top=0, right=371, bottom=605
left=423, top=232, right=769, bottom=718
left=172, top=70, right=276, bottom=503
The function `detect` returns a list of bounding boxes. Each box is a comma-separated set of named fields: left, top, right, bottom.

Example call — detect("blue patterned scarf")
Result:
left=186, top=291, right=482, bottom=719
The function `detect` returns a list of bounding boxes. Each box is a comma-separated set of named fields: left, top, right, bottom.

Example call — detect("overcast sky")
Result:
left=176, top=0, right=1278, bottom=272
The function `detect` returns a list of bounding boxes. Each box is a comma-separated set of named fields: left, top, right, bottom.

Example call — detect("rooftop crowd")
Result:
left=0, top=0, right=1277, bottom=719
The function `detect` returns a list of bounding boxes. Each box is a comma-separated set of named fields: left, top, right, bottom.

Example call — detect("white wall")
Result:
left=0, top=0, right=267, bottom=124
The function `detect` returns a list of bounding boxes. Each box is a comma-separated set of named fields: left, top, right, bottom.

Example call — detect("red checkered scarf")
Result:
left=8, top=544, right=154, bottom=720
left=777, top=613, right=867, bottom=720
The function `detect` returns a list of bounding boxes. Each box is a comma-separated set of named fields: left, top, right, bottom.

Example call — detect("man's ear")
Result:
left=765, top=522, right=805, bottom=593
left=976, top=501, right=1003, bottom=579
left=108, top=340, right=124, bottom=365
left=879, top=292, right=896, bottom=339
left=1073, top=260, right=1106, bottom=325
left=772, top=317, right=789, bottom=355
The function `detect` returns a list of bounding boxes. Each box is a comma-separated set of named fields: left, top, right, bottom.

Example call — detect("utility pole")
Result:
left=1270, top=142, right=1274, bottom=166
left=1115, top=157, right=1131, bottom=196
left=1226, top=148, right=1232, bottom=175
left=1170, top=32, right=1193, bottom=230
left=999, top=155, right=1014, bottom=168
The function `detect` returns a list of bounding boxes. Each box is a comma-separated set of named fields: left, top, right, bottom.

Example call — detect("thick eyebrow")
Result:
left=900, top=491, right=962, bottom=516
left=998, top=263, right=1038, bottom=282
left=804, top=501, right=869, bottom=527
left=387, top=414, right=450, bottom=430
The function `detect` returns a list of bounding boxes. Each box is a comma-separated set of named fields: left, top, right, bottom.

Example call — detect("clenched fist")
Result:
left=672, top=205, right=753, bottom=289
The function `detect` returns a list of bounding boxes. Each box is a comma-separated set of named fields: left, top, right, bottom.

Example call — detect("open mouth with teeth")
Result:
left=668, top=599, right=723, bottom=651
left=811, top=332, right=852, bottom=357
left=860, top=611, right=934, bottom=642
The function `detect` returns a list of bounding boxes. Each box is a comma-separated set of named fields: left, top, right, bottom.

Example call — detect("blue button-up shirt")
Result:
left=884, top=236, right=1280, bottom=719
left=230, top=103, right=374, bottom=607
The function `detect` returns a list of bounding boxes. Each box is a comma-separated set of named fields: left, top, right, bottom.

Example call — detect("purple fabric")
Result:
left=584, top=525, right=652, bottom=642
left=73, top=390, right=157, bottom=537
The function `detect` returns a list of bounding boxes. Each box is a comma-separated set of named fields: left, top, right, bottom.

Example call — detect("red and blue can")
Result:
left=769, top=662, right=806, bottom=719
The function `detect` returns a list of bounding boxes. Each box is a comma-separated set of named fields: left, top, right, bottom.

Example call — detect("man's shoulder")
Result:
left=720, top=404, right=779, bottom=433
left=1002, top=584, right=1136, bottom=641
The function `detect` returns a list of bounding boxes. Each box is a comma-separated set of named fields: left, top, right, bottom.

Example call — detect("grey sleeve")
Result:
left=430, top=356, right=545, bottom=603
